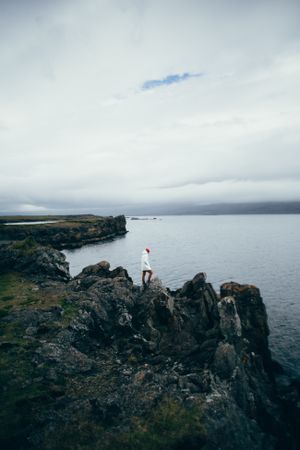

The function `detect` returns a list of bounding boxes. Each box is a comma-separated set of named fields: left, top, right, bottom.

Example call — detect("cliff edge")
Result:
left=0, top=242, right=299, bottom=450
left=0, top=215, right=127, bottom=249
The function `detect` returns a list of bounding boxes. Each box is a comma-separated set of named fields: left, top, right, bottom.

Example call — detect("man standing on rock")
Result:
left=141, top=247, right=153, bottom=286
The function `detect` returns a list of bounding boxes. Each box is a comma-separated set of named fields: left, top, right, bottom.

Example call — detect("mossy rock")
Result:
left=43, top=398, right=206, bottom=450
left=11, top=236, right=39, bottom=255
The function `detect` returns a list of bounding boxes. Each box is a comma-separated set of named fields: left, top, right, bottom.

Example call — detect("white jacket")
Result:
left=141, top=249, right=151, bottom=271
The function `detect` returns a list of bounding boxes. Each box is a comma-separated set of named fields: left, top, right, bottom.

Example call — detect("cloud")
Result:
left=0, top=120, right=8, bottom=131
left=0, top=0, right=300, bottom=214
left=18, top=204, right=48, bottom=213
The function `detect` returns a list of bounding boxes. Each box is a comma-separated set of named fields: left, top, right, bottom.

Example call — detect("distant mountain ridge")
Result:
left=1, top=202, right=300, bottom=217
left=128, top=201, right=300, bottom=216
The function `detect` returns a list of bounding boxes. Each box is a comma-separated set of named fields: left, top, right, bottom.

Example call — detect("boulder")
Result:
left=220, top=282, right=272, bottom=371
left=0, top=240, right=70, bottom=281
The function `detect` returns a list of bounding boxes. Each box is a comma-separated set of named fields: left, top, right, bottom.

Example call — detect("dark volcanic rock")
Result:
left=0, top=239, right=70, bottom=281
left=0, top=254, right=299, bottom=450
left=220, top=282, right=272, bottom=370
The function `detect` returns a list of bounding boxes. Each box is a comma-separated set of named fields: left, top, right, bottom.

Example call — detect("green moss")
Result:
left=0, top=273, right=26, bottom=309
left=0, top=273, right=38, bottom=311
left=0, top=308, right=10, bottom=318
left=11, top=236, right=38, bottom=254
left=0, top=214, right=102, bottom=224
left=0, top=273, right=71, bottom=313
left=43, top=398, right=206, bottom=450
left=0, top=273, right=15, bottom=295
left=0, top=342, right=50, bottom=446
left=127, top=354, right=138, bottom=365
left=107, top=398, right=206, bottom=450
left=1, top=295, right=14, bottom=301
left=59, top=297, right=79, bottom=325
left=0, top=274, right=77, bottom=447
left=0, top=309, right=9, bottom=318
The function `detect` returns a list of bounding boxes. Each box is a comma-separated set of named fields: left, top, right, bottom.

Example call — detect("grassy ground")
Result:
left=43, top=398, right=206, bottom=450
left=0, top=273, right=38, bottom=314
left=0, top=273, right=69, bottom=313
left=0, top=272, right=79, bottom=447
left=0, top=215, right=105, bottom=224
left=0, top=272, right=206, bottom=449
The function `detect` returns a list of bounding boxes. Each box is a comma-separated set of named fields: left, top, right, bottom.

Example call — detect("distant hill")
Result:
left=172, top=201, right=300, bottom=215
left=127, top=201, right=300, bottom=216
left=2, top=202, right=300, bottom=217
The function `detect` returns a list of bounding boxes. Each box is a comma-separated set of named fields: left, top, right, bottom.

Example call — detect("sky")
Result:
left=0, top=0, right=300, bottom=214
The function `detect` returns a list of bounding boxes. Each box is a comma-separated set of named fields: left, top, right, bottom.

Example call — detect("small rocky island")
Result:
left=0, top=239, right=299, bottom=450
left=0, top=214, right=127, bottom=249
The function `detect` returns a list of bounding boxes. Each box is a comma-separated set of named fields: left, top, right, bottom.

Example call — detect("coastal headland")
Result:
left=0, top=215, right=127, bottom=249
left=0, top=236, right=299, bottom=450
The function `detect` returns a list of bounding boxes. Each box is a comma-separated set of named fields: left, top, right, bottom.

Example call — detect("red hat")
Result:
left=146, top=247, right=150, bottom=253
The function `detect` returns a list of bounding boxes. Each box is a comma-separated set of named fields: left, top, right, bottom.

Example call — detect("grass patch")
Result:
left=1, top=295, right=14, bottom=301
left=0, top=273, right=40, bottom=311
left=11, top=236, right=38, bottom=254
left=0, top=272, right=69, bottom=312
left=59, top=297, right=79, bottom=325
left=0, top=214, right=102, bottom=224
left=127, top=354, right=138, bottom=365
left=107, top=398, right=206, bottom=450
left=0, top=308, right=10, bottom=318
left=20, top=297, right=36, bottom=306
left=0, top=293, right=72, bottom=446
left=0, top=274, right=78, bottom=447
left=0, top=273, right=33, bottom=309
left=43, top=398, right=206, bottom=450
left=0, top=348, right=51, bottom=447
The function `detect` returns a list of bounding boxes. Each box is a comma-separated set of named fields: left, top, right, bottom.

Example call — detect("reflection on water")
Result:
left=63, top=215, right=300, bottom=379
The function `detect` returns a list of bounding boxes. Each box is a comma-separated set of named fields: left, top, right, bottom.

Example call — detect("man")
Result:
left=141, top=247, right=153, bottom=285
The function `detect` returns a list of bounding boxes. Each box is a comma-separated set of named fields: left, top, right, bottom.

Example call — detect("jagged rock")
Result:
left=220, top=282, right=272, bottom=371
left=0, top=240, right=70, bottom=280
left=180, top=272, right=207, bottom=298
left=0, top=256, right=299, bottom=450
left=36, top=342, right=93, bottom=375
left=74, top=261, right=133, bottom=287
left=75, top=260, right=111, bottom=278
left=213, top=342, right=238, bottom=379
left=218, top=296, right=242, bottom=344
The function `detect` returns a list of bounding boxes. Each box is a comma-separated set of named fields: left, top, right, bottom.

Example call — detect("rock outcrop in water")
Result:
left=0, top=214, right=127, bottom=249
left=0, top=242, right=299, bottom=450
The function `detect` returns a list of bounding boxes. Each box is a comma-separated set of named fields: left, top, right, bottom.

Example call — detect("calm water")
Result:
left=63, top=215, right=300, bottom=379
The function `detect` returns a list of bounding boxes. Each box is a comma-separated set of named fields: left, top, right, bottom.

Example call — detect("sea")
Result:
left=63, top=215, right=300, bottom=380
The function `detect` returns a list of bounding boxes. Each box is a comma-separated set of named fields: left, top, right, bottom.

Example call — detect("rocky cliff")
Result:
left=0, top=242, right=299, bottom=450
left=0, top=215, right=127, bottom=249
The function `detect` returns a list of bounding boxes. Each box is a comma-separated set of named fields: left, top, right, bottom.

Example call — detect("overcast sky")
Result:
left=1, top=0, right=300, bottom=214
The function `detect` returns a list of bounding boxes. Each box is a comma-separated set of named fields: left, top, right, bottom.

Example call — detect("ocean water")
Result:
left=63, top=215, right=300, bottom=379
